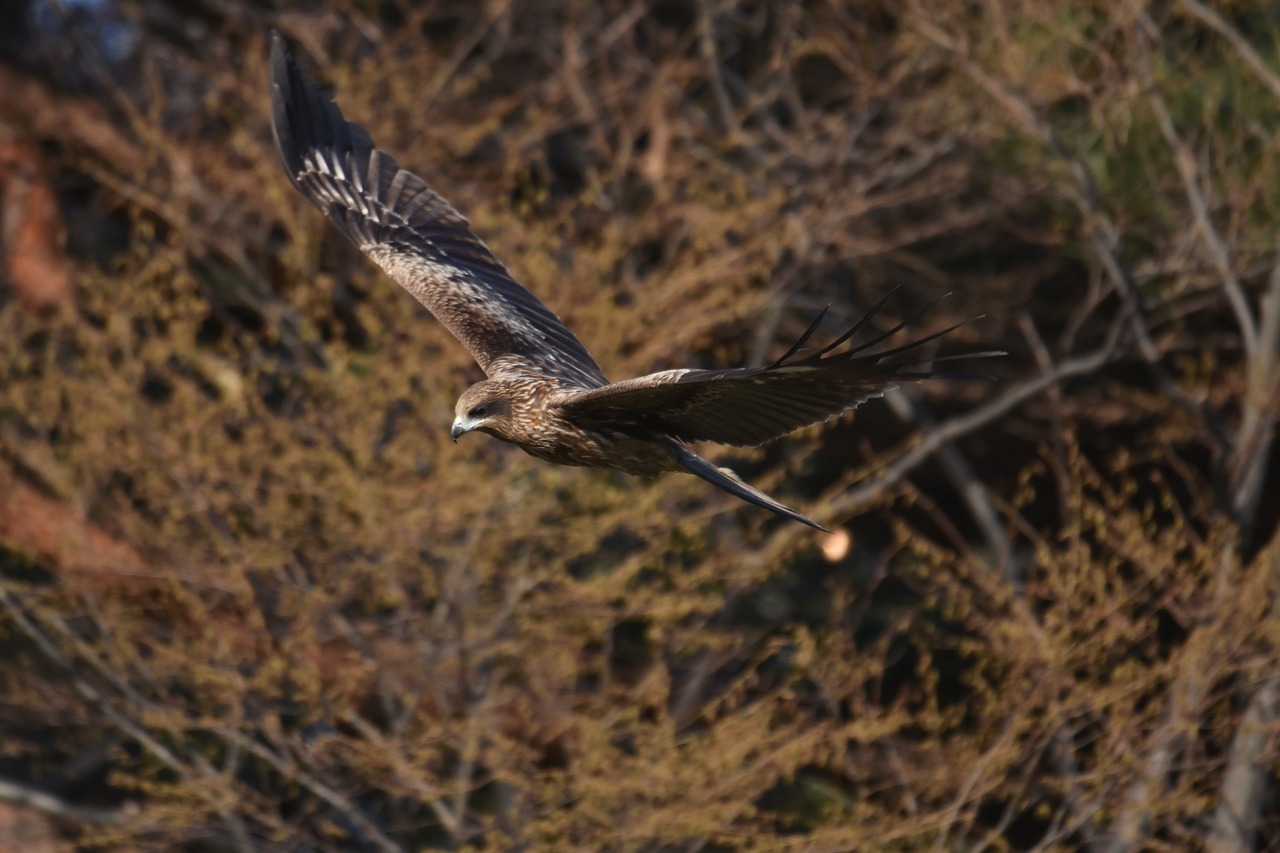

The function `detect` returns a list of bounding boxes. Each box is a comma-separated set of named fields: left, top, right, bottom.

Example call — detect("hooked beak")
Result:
left=450, top=418, right=476, bottom=443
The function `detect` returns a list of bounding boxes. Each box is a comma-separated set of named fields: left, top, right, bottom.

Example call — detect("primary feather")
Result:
left=269, top=32, right=607, bottom=389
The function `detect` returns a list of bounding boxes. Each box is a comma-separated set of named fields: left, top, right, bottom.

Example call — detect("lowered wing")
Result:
left=269, top=32, right=608, bottom=389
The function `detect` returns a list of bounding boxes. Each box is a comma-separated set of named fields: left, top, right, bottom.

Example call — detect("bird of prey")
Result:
left=268, top=33, right=998, bottom=531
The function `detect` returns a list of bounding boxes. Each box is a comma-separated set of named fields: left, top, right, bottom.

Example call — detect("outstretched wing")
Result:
left=268, top=32, right=607, bottom=388
left=557, top=293, right=1003, bottom=447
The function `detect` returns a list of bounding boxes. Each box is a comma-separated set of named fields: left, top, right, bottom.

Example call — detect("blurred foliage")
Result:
left=0, top=0, right=1277, bottom=850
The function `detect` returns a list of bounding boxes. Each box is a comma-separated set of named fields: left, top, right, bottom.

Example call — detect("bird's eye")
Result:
left=469, top=405, right=488, bottom=419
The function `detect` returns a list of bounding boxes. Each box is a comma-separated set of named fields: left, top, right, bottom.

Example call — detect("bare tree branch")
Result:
left=214, top=727, right=403, bottom=853
left=828, top=312, right=1125, bottom=518
left=1228, top=253, right=1280, bottom=546
left=883, top=390, right=1008, bottom=565
left=1145, top=88, right=1258, bottom=360
left=0, top=776, right=125, bottom=826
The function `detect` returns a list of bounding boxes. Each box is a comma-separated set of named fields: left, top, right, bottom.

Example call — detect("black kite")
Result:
left=268, top=33, right=999, bottom=531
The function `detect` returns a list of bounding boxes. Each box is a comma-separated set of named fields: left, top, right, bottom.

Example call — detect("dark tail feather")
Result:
left=669, top=444, right=827, bottom=532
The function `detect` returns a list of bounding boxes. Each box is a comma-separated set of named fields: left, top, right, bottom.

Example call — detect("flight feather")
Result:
left=269, top=32, right=607, bottom=388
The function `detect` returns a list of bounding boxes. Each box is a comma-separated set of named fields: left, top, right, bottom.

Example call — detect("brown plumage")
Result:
left=269, top=33, right=1001, bottom=531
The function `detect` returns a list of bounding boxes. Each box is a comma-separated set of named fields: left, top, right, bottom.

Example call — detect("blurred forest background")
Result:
left=0, top=0, right=1278, bottom=850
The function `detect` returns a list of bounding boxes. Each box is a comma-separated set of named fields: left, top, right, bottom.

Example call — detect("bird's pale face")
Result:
left=451, top=382, right=512, bottom=443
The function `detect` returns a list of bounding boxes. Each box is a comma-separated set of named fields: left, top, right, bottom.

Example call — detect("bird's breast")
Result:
left=513, top=415, right=675, bottom=476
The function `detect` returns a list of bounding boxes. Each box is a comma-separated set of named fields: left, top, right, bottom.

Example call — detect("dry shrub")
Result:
left=0, top=0, right=1276, bottom=850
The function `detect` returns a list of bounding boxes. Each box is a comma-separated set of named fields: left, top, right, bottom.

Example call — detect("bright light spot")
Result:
left=821, top=528, right=851, bottom=562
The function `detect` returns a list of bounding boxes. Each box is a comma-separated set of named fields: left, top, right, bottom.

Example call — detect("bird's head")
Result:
left=451, top=381, right=514, bottom=443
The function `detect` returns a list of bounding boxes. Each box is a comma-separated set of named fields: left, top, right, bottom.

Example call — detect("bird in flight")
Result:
left=268, top=33, right=998, bottom=531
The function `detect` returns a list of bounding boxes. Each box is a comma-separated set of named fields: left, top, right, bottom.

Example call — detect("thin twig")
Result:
left=1175, top=0, right=1280, bottom=104
left=829, top=312, right=1125, bottom=517
left=339, top=711, right=462, bottom=836
left=0, top=583, right=324, bottom=848
left=695, top=0, right=739, bottom=139
left=0, top=585, right=190, bottom=776
left=214, top=727, right=403, bottom=853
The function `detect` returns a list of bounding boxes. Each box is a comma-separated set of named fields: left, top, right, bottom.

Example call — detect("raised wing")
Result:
left=557, top=293, right=1002, bottom=447
left=268, top=32, right=608, bottom=388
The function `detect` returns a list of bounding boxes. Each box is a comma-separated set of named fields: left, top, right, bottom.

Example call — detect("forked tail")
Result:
left=669, top=443, right=827, bottom=532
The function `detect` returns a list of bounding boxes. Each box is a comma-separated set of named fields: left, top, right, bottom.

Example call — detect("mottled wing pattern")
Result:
left=269, top=33, right=608, bottom=388
left=559, top=295, right=1002, bottom=447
